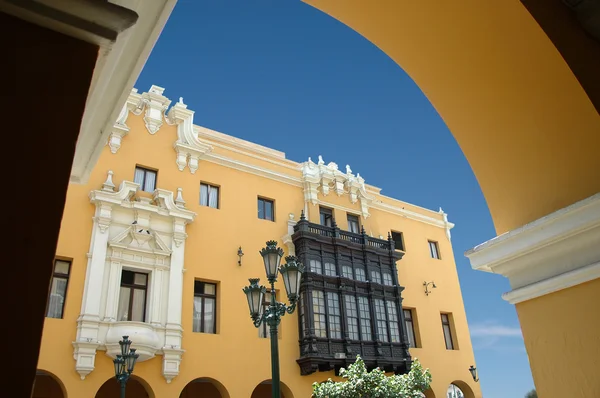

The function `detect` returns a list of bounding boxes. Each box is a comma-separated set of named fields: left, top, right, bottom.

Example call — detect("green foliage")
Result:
left=525, top=389, right=537, bottom=398
left=311, top=356, right=431, bottom=398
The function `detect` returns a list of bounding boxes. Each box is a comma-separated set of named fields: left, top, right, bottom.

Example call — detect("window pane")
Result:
left=327, top=292, right=341, bottom=339
left=374, top=299, right=389, bottom=342
left=357, top=296, right=372, bottom=341
left=441, top=313, right=449, bottom=323
left=383, top=273, right=393, bottom=286
left=371, top=270, right=382, bottom=284
left=134, top=167, right=145, bottom=186
left=193, top=296, right=203, bottom=332
left=200, top=183, right=208, bottom=206
left=345, top=295, right=359, bottom=340
left=406, top=320, right=416, bottom=348
left=387, top=301, right=400, bottom=343
left=203, top=297, right=215, bottom=333
left=209, top=186, right=219, bottom=208
left=144, top=170, right=156, bottom=192
left=258, top=199, right=264, bottom=219
left=265, top=200, right=273, bottom=220
left=342, top=265, right=353, bottom=279
left=131, top=288, right=146, bottom=322
left=324, top=262, right=336, bottom=276
left=355, top=268, right=366, bottom=282
left=117, top=286, right=131, bottom=321
left=392, top=232, right=404, bottom=251
left=443, top=324, right=454, bottom=349
left=134, top=273, right=147, bottom=286
left=310, top=259, right=322, bottom=274
left=54, top=260, right=70, bottom=275
left=46, top=277, right=68, bottom=318
left=312, top=291, right=327, bottom=338
left=204, top=283, right=216, bottom=295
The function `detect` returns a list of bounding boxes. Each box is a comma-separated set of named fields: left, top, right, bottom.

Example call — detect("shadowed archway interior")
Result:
left=180, top=378, right=230, bottom=398
left=251, top=380, right=294, bottom=398
left=95, top=375, right=153, bottom=398
left=32, top=370, right=66, bottom=398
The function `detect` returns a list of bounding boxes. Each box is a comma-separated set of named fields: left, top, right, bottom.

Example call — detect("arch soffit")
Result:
left=180, top=377, right=231, bottom=398
left=302, top=0, right=600, bottom=234
left=36, top=369, right=68, bottom=398
left=449, top=380, right=476, bottom=398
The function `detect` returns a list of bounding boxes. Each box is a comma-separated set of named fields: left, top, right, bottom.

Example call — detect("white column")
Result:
left=79, top=202, right=112, bottom=330
left=150, top=268, right=164, bottom=326
left=165, top=218, right=187, bottom=336
left=103, top=259, right=123, bottom=322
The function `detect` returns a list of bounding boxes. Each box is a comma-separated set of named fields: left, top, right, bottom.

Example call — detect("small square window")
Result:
left=118, top=270, right=148, bottom=322
left=347, top=214, right=360, bottom=234
left=46, top=259, right=71, bottom=319
left=428, top=240, right=440, bottom=259
left=320, top=207, right=333, bottom=227
left=134, top=166, right=157, bottom=192
left=200, top=183, right=220, bottom=209
left=258, top=197, right=275, bottom=221
left=391, top=231, right=405, bottom=251
left=193, top=281, right=217, bottom=334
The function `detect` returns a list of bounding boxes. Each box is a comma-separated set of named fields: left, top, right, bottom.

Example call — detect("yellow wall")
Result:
left=303, top=0, right=600, bottom=235
left=515, top=278, right=600, bottom=398
left=38, top=109, right=480, bottom=397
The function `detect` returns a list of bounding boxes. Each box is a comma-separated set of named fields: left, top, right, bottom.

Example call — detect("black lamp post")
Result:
left=469, top=365, right=479, bottom=382
left=113, top=335, right=139, bottom=398
left=243, top=240, right=304, bottom=398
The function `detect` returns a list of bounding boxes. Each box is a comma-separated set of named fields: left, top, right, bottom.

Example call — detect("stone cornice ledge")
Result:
left=466, top=192, right=600, bottom=304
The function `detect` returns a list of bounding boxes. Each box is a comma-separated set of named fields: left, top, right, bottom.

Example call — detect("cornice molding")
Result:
left=466, top=192, right=600, bottom=304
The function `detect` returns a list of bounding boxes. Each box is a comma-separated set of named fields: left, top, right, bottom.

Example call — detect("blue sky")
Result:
left=136, top=1, right=534, bottom=396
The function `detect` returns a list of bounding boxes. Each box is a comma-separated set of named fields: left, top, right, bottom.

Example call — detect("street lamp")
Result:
left=469, top=365, right=479, bottom=382
left=243, top=240, right=304, bottom=398
left=113, top=335, right=139, bottom=398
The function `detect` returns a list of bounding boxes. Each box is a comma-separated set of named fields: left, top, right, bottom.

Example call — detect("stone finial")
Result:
left=179, top=97, right=184, bottom=104
left=318, top=155, right=325, bottom=165
left=289, top=213, right=295, bottom=221
left=102, top=170, right=116, bottom=192
left=346, top=164, right=352, bottom=174
left=439, top=207, right=444, bottom=214
left=175, top=188, right=186, bottom=208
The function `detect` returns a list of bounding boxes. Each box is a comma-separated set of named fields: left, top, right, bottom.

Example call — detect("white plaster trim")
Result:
left=503, top=261, right=600, bottom=304
left=466, top=192, right=600, bottom=303
left=466, top=193, right=600, bottom=272
left=70, top=0, right=178, bottom=183
left=371, top=201, right=454, bottom=230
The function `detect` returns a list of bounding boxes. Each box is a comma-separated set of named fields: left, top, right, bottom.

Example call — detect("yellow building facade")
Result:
left=35, top=85, right=481, bottom=398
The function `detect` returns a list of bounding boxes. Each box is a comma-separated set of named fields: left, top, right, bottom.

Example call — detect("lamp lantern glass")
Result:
left=126, top=349, right=139, bottom=373
left=279, top=256, right=304, bottom=302
left=243, top=278, right=266, bottom=318
left=260, top=240, right=284, bottom=281
left=119, top=335, right=131, bottom=356
left=113, top=355, right=124, bottom=376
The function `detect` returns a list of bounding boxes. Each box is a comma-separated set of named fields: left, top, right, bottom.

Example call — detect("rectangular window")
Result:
left=429, top=240, right=440, bottom=259
left=342, top=265, right=353, bottom=279
left=355, top=268, right=366, bottom=282
left=46, top=259, right=71, bottom=319
left=382, top=272, right=393, bottom=286
left=200, top=183, right=219, bottom=208
left=193, top=281, right=217, bottom=334
left=118, top=270, right=148, bottom=322
left=320, top=207, right=333, bottom=227
left=344, top=295, right=360, bottom=340
left=386, top=301, right=401, bottom=343
left=374, top=299, right=389, bottom=342
left=441, top=313, right=455, bottom=350
left=312, top=290, right=327, bottom=338
left=324, top=262, right=337, bottom=276
left=357, top=296, right=372, bottom=340
left=257, top=197, right=275, bottom=221
left=404, top=309, right=417, bottom=348
left=391, top=231, right=405, bottom=251
left=310, top=259, right=322, bottom=274
left=370, top=270, right=382, bottom=284
left=134, top=166, right=157, bottom=192
left=327, top=292, right=342, bottom=339
left=347, top=214, right=360, bottom=233
left=259, top=289, right=274, bottom=338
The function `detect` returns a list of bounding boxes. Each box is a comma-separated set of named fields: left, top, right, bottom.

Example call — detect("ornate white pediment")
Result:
left=109, top=226, right=172, bottom=257
left=300, top=156, right=372, bottom=218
